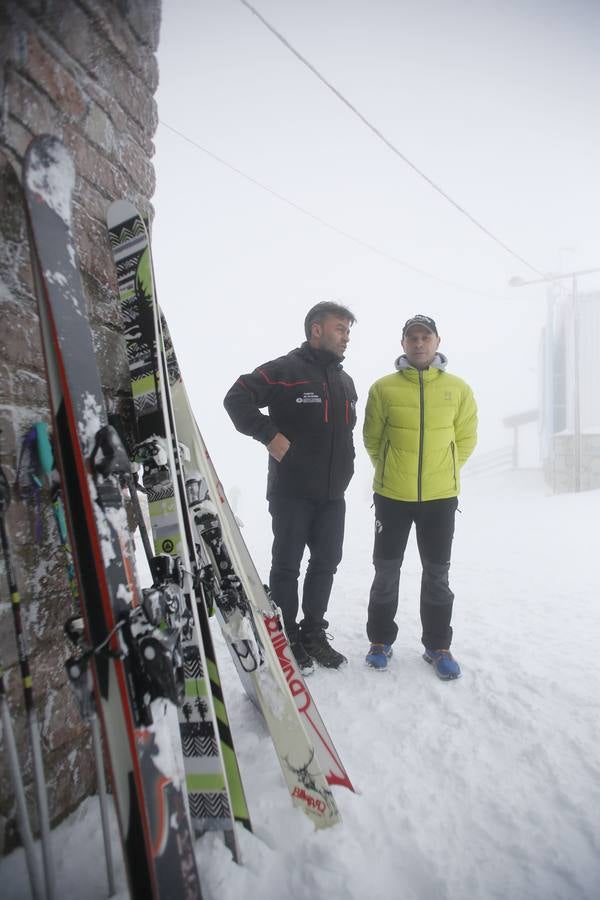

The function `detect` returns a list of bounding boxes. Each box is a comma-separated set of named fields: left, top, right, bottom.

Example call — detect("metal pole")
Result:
left=90, top=714, right=116, bottom=896
left=544, top=287, right=555, bottom=492
left=572, top=276, right=581, bottom=491
left=0, top=469, right=56, bottom=900
left=0, top=666, right=45, bottom=900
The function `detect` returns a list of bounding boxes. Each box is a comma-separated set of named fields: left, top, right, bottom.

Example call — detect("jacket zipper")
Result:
left=345, top=399, right=349, bottom=424
left=451, top=440, right=457, bottom=489
left=417, top=371, right=425, bottom=502
left=324, top=378, right=335, bottom=498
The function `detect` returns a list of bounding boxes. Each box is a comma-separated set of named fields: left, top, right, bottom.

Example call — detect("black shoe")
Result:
left=289, top=638, right=315, bottom=676
left=300, top=627, right=347, bottom=669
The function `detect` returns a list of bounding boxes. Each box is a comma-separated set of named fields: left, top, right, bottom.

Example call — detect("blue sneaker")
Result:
left=423, top=648, right=461, bottom=680
left=365, top=643, right=393, bottom=670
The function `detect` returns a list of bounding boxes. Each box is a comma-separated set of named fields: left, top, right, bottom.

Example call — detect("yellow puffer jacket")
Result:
left=363, top=355, right=477, bottom=501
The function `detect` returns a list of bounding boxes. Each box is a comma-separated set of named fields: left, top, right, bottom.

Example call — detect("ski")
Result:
left=172, top=372, right=355, bottom=794
left=185, top=483, right=263, bottom=711
left=23, top=135, right=203, bottom=900
left=107, top=201, right=250, bottom=858
left=107, top=201, right=350, bottom=826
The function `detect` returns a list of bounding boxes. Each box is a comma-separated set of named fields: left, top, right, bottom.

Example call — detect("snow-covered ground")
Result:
left=2, top=468, right=599, bottom=900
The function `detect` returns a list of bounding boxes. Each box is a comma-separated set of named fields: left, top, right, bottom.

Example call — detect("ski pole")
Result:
left=0, top=661, right=45, bottom=900
left=0, top=465, right=56, bottom=900
left=29, top=424, right=115, bottom=897
left=63, top=639, right=116, bottom=899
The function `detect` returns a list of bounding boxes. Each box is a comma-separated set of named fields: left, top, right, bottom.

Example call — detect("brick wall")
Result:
left=0, top=0, right=161, bottom=854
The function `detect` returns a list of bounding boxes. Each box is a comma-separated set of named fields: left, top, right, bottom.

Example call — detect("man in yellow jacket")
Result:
left=363, top=314, right=477, bottom=678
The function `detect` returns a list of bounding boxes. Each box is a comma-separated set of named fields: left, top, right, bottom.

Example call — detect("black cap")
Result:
left=402, top=314, right=438, bottom=337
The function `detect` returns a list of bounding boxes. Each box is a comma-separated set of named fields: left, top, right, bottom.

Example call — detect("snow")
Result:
left=2, top=469, right=599, bottom=899
left=77, top=393, right=103, bottom=453
left=25, top=139, right=75, bottom=227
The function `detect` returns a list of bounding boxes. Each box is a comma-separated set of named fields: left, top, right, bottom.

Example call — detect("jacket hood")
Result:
left=394, top=352, right=448, bottom=372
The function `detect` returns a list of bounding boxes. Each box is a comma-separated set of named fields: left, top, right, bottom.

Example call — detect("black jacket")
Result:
left=224, top=342, right=357, bottom=501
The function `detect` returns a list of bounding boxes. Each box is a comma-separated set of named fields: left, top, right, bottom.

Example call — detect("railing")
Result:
left=462, top=446, right=514, bottom=478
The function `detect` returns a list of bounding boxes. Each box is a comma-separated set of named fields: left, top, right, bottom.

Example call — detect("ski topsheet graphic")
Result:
left=173, top=375, right=355, bottom=796
left=107, top=200, right=353, bottom=827
left=23, top=136, right=203, bottom=900
left=107, top=201, right=250, bottom=857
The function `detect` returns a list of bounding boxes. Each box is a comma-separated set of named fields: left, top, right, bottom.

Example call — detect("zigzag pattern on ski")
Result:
left=188, top=793, right=232, bottom=822
left=115, top=259, right=137, bottom=280
left=133, top=391, right=159, bottom=415
left=145, top=486, right=173, bottom=505
left=183, top=647, right=204, bottom=679
left=180, top=728, right=219, bottom=758
left=108, top=220, right=146, bottom=248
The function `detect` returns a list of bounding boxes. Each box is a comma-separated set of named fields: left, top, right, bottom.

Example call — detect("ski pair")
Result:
left=107, top=202, right=354, bottom=828
left=22, top=135, right=204, bottom=899
left=106, top=206, right=251, bottom=856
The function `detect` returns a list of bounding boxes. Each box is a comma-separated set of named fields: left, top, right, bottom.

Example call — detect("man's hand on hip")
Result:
left=267, top=432, right=291, bottom=462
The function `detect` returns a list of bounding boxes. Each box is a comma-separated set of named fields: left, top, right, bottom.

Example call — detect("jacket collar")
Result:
left=300, top=341, right=344, bottom=370
left=394, top=352, right=448, bottom=373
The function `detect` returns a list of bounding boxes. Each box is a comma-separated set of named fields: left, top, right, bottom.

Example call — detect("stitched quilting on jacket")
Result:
left=363, top=353, right=477, bottom=502
left=224, top=342, right=357, bottom=501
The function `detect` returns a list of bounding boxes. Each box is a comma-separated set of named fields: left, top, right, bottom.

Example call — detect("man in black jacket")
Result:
left=223, top=301, right=357, bottom=673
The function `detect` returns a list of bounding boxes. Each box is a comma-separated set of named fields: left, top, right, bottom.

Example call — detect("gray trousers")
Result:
left=366, top=494, right=458, bottom=649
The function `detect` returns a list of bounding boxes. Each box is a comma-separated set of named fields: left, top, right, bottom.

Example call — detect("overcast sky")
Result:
left=151, top=0, right=600, bottom=519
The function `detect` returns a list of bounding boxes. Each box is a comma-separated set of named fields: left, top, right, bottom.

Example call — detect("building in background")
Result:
left=540, top=287, right=600, bottom=493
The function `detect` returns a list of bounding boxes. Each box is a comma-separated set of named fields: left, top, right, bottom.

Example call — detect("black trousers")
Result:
left=268, top=496, right=346, bottom=634
left=366, top=493, right=458, bottom=650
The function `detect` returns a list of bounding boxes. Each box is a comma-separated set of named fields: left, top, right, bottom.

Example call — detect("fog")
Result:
left=152, top=0, right=600, bottom=532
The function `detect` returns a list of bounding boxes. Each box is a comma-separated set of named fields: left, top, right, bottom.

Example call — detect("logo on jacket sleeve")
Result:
left=296, top=391, right=322, bottom=404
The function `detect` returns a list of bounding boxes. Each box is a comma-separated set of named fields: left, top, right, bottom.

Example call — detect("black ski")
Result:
left=23, top=135, right=203, bottom=899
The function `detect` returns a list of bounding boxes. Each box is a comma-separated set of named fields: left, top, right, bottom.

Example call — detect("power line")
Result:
left=237, top=0, right=545, bottom=278
left=159, top=119, right=515, bottom=302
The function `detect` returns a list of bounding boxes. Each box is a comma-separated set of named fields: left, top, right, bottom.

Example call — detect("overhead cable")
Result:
left=237, top=0, right=545, bottom=277
left=159, top=119, right=514, bottom=302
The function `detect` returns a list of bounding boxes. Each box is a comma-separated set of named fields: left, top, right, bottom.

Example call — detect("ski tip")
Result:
left=106, top=198, right=144, bottom=229
left=24, top=135, right=75, bottom=224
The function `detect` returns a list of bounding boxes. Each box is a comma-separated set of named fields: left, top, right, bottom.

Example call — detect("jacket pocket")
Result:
left=376, top=440, right=391, bottom=487
left=450, top=441, right=457, bottom=489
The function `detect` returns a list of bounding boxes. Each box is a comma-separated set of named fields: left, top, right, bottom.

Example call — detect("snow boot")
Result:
left=423, top=648, right=461, bottom=680
left=289, top=636, right=315, bottom=676
left=365, top=643, right=393, bottom=670
left=300, top=624, right=347, bottom=669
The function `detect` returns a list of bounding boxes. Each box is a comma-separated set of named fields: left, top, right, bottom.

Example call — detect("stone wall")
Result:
left=544, top=434, right=600, bottom=493
left=0, top=0, right=161, bottom=854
